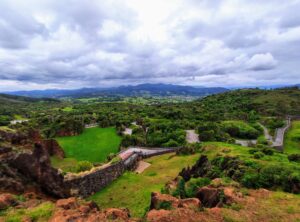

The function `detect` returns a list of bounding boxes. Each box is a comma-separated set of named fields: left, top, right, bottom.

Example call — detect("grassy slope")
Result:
left=89, top=142, right=300, bottom=218
left=89, top=153, right=200, bottom=217
left=56, top=127, right=121, bottom=163
left=284, top=121, right=300, bottom=154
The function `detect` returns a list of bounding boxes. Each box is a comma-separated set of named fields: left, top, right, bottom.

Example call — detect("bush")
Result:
left=163, top=139, right=179, bottom=147
left=76, top=161, right=93, bottom=172
left=257, top=136, right=268, bottom=145
left=185, top=177, right=211, bottom=197
left=241, top=173, right=261, bottom=189
left=288, top=154, right=300, bottom=163
left=157, top=201, right=172, bottom=210
left=261, top=148, right=274, bottom=156
left=248, top=149, right=258, bottom=154
left=177, top=143, right=202, bottom=155
left=110, top=156, right=122, bottom=164
left=253, top=152, right=264, bottom=159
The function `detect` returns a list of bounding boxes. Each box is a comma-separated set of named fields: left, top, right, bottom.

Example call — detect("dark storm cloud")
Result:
left=0, top=0, right=299, bottom=91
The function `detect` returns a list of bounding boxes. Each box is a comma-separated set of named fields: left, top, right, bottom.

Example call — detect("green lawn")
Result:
left=284, top=121, right=300, bottom=154
left=89, top=153, right=200, bottom=217
left=50, top=156, right=79, bottom=173
left=56, top=127, right=121, bottom=163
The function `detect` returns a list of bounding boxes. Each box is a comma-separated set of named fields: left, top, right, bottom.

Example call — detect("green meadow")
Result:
left=56, top=127, right=121, bottom=163
left=284, top=121, right=300, bottom=154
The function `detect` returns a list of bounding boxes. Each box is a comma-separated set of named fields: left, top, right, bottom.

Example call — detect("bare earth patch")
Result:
left=135, top=161, right=151, bottom=174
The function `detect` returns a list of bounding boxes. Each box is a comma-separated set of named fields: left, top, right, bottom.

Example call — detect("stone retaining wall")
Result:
left=64, top=153, right=140, bottom=197
left=63, top=147, right=179, bottom=197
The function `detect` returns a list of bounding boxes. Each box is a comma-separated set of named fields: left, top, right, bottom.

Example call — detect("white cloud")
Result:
left=0, top=0, right=300, bottom=91
left=247, top=53, right=278, bottom=71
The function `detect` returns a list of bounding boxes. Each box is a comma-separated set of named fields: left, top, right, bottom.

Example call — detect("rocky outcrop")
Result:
left=150, top=192, right=201, bottom=210
left=10, top=143, right=69, bottom=198
left=179, top=155, right=211, bottom=181
left=147, top=192, right=222, bottom=222
left=42, top=139, right=65, bottom=158
left=50, top=197, right=135, bottom=222
left=196, top=187, right=226, bottom=208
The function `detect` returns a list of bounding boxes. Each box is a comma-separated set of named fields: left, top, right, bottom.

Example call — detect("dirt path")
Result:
left=135, top=161, right=151, bottom=174
left=186, top=130, right=200, bottom=143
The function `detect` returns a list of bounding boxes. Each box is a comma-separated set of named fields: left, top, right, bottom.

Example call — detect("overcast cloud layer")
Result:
left=0, top=0, right=300, bottom=91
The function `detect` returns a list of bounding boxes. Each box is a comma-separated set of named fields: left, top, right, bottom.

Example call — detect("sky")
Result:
left=0, top=0, right=300, bottom=91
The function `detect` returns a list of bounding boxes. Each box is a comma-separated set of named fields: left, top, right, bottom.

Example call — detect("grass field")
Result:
left=89, top=153, right=200, bottom=217
left=56, top=127, right=121, bottom=163
left=284, top=121, right=300, bottom=154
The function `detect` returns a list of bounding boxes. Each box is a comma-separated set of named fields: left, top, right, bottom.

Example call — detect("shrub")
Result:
left=107, top=153, right=116, bottom=161
left=241, top=173, right=261, bottom=189
left=248, top=149, right=258, bottom=154
left=288, top=154, right=300, bottom=163
left=76, top=161, right=93, bottom=172
left=157, top=201, right=172, bottom=210
left=257, top=136, right=268, bottom=145
left=261, top=148, right=274, bottom=156
left=177, top=143, right=202, bottom=155
left=253, top=152, right=264, bottom=159
left=163, top=139, right=179, bottom=147
left=185, top=177, right=211, bottom=197
left=110, top=156, right=122, bottom=164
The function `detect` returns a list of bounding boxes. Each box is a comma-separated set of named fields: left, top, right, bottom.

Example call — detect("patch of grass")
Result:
left=56, top=127, right=121, bottom=163
left=1, top=202, right=54, bottom=222
left=88, top=153, right=199, bottom=217
left=51, top=156, right=79, bottom=173
left=61, top=106, right=74, bottom=112
left=284, top=121, right=300, bottom=154
left=13, top=115, right=26, bottom=120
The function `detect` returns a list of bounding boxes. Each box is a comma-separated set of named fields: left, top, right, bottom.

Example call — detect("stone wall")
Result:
left=64, top=153, right=140, bottom=197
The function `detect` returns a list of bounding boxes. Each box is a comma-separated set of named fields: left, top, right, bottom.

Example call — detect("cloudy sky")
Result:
left=0, top=0, right=300, bottom=91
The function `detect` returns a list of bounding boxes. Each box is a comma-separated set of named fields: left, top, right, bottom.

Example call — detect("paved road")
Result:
left=186, top=130, right=200, bottom=143
left=272, top=118, right=291, bottom=147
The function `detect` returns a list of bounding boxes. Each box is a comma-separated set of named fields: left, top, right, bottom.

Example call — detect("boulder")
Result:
left=50, top=198, right=134, bottom=222
left=56, top=197, right=79, bottom=210
left=0, top=193, right=18, bottom=210
left=103, top=208, right=131, bottom=220
left=196, top=186, right=225, bottom=208
left=150, top=192, right=180, bottom=210
left=146, top=208, right=206, bottom=222
left=178, top=198, right=201, bottom=209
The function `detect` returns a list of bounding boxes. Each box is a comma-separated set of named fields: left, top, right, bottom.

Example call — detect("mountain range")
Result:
left=4, top=84, right=229, bottom=98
